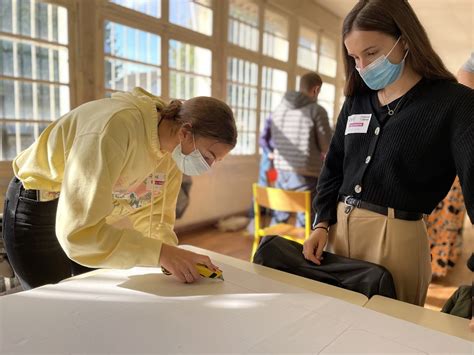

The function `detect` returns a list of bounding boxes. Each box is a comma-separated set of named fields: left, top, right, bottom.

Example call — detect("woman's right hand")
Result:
left=302, top=227, right=328, bottom=265
left=159, top=244, right=220, bottom=283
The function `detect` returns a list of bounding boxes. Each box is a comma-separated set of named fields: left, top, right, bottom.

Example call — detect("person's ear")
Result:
left=178, top=123, right=193, bottom=142
left=401, top=37, right=408, bottom=51
left=314, top=86, right=321, bottom=97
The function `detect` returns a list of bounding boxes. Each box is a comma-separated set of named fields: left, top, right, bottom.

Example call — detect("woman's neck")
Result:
left=378, top=66, right=422, bottom=105
left=157, top=119, right=179, bottom=153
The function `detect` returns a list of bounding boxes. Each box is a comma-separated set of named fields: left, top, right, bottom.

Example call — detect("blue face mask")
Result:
left=172, top=135, right=211, bottom=176
left=356, top=37, right=409, bottom=90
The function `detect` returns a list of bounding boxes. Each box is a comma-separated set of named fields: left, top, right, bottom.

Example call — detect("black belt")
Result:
left=19, top=187, right=39, bottom=200
left=338, top=195, right=423, bottom=221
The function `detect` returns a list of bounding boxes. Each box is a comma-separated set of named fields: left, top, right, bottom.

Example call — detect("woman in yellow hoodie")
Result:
left=3, top=87, right=237, bottom=289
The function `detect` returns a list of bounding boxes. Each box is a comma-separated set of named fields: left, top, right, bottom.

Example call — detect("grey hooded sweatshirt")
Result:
left=271, top=91, right=333, bottom=177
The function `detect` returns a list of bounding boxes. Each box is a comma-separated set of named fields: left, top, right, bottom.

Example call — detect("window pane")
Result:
left=2, top=1, right=68, bottom=44
left=0, top=40, right=70, bottom=83
left=0, top=122, right=47, bottom=160
left=319, top=100, right=334, bottom=124
left=0, top=2, right=70, bottom=161
left=0, top=122, right=17, bottom=160
left=170, top=0, right=213, bottom=36
left=19, top=122, right=35, bottom=151
left=104, top=22, right=161, bottom=95
left=0, top=80, right=70, bottom=121
left=110, top=0, right=161, bottom=18
left=320, top=35, right=337, bottom=58
left=319, top=35, right=337, bottom=77
left=228, top=0, right=259, bottom=52
left=17, top=0, right=31, bottom=37
left=104, top=22, right=161, bottom=66
left=227, top=57, right=258, bottom=155
left=319, top=56, right=337, bottom=78
left=319, top=82, right=335, bottom=102
left=35, top=2, right=49, bottom=41
left=0, top=80, right=15, bottom=119
left=263, top=9, right=289, bottom=61
left=298, top=26, right=318, bottom=70
left=0, top=40, right=14, bottom=76
left=1, top=0, right=13, bottom=33
left=261, top=66, right=287, bottom=132
left=105, top=58, right=161, bottom=94
left=17, top=43, right=32, bottom=78
left=19, top=81, right=33, bottom=119
left=319, top=83, right=336, bottom=125
left=169, top=40, right=211, bottom=99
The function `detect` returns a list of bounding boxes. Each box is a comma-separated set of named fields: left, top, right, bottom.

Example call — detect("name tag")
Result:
left=146, top=173, right=166, bottom=195
left=345, top=114, right=372, bottom=135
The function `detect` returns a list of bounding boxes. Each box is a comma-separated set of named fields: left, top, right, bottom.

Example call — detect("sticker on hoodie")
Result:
left=113, top=173, right=166, bottom=209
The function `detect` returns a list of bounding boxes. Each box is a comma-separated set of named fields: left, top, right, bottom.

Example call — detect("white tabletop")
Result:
left=365, top=295, right=473, bottom=342
left=0, top=246, right=471, bottom=354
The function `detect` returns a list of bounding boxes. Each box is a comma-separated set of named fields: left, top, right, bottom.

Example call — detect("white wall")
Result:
left=175, top=155, right=259, bottom=229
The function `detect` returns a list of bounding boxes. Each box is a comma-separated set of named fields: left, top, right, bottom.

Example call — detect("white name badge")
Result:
left=345, top=114, right=372, bottom=135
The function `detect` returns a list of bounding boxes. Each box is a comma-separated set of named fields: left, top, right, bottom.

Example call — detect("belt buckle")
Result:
left=344, top=195, right=355, bottom=214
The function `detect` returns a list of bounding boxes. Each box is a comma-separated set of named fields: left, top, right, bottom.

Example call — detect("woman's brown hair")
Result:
left=342, top=0, right=456, bottom=96
left=161, top=97, right=237, bottom=148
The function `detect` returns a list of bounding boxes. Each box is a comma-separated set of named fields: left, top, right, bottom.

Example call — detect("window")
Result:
left=109, top=0, right=161, bottom=18
left=298, top=26, right=318, bottom=71
left=319, top=34, right=337, bottom=78
left=318, top=82, right=336, bottom=125
left=0, top=0, right=69, bottom=160
left=104, top=21, right=161, bottom=96
left=227, top=57, right=258, bottom=155
left=169, top=0, right=213, bottom=36
left=169, top=40, right=211, bottom=99
left=260, top=66, right=287, bottom=131
left=263, top=9, right=289, bottom=62
left=228, top=0, right=259, bottom=52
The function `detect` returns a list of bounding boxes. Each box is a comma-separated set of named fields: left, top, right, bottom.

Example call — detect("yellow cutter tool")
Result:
left=161, top=264, right=224, bottom=281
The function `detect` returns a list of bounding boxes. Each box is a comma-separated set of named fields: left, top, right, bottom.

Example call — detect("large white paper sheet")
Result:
left=1, top=265, right=471, bottom=354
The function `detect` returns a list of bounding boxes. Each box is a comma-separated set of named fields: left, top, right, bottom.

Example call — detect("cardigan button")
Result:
left=375, top=127, right=380, bottom=135
left=365, top=156, right=371, bottom=164
left=354, top=185, right=362, bottom=193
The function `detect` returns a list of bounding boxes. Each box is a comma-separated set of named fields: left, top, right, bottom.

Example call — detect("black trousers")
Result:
left=2, top=177, right=94, bottom=289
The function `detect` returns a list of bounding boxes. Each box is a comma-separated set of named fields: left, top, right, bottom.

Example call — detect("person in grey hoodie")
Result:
left=261, top=72, right=333, bottom=227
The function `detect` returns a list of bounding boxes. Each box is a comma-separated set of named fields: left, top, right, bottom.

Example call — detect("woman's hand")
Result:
left=159, top=244, right=220, bottom=283
left=302, top=226, right=329, bottom=265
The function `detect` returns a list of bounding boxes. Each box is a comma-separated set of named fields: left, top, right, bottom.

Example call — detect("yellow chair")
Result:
left=251, top=183, right=312, bottom=260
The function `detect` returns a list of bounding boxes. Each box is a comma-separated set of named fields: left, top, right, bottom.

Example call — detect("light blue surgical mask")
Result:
left=356, top=37, right=409, bottom=90
left=172, top=135, right=211, bottom=176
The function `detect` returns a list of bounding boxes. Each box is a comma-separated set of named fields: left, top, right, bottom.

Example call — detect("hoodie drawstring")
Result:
left=147, top=158, right=171, bottom=239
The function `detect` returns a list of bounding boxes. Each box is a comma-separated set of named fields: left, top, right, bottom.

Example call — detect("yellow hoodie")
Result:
left=13, top=88, right=182, bottom=269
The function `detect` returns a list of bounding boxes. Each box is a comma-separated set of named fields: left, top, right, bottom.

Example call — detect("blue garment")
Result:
left=259, top=115, right=274, bottom=154
left=258, top=150, right=273, bottom=186
left=271, top=171, right=317, bottom=228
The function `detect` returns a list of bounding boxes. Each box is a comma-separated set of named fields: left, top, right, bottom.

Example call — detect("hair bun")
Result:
left=161, top=99, right=183, bottom=121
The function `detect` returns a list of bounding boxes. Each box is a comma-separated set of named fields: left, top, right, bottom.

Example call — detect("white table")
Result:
left=365, top=295, right=473, bottom=342
left=0, top=246, right=471, bottom=354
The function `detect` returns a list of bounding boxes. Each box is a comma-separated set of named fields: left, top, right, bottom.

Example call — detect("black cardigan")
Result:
left=314, top=78, right=474, bottom=226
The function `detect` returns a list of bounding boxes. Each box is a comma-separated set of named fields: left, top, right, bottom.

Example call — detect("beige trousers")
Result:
left=327, top=203, right=432, bottom=306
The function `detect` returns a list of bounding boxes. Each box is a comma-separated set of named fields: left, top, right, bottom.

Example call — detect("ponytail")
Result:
left=161, top=99, right=183, bottom=121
